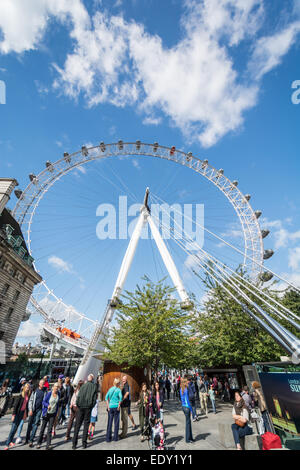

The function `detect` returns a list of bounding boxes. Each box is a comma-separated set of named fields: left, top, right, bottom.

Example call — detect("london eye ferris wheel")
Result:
left=12, top=140, right=298, bottom=376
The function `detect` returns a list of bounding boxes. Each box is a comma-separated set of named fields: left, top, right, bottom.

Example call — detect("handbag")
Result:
left=235, top=416, right=246, bottom=427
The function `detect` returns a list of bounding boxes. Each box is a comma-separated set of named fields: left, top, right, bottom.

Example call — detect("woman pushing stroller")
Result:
left=136, top=382, right=152, bottom=441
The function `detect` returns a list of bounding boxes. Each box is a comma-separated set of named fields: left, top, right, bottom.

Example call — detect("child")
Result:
left=209, top=385, right=217, bottom=414
left=152, top=418, right=165, bottom=450
left=88, top=399, right=98, bottom=440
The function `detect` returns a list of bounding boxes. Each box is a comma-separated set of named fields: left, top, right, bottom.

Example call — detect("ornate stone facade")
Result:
left=0, top=178, right=42, bottom=361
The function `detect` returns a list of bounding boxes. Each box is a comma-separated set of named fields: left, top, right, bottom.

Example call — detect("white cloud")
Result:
left=132, top=158, right=140, bottom=169
left=221, top=222, right=244, bottom=240
left=142, top=116, right=162, bottom=126
left=127, top=16, right=258, bottom=147
left=17, top=319, right=42, bottom=338
left=0, top=0, right=89, bottom=54
left=48, top=255, right=73, bottom=273
left=278, top=272, right=300, bottom=290
left=34, top=79, right=49, bottom=95
left=249, top=21, right=300, bottom=80
left=52, top=12, right=134, bottom=108
left=288, top=246, right=300, bottom=271
left=76, top=165, right=87, bottom=174
left=261, top=218, right=300, bottom=250
left=259, top=217, right=300, bottom=290
left=1, top=1, right=300, bottom=147
left=183, top=0, right=264, bottom=47
left=48, top=255, right=87, bottom=291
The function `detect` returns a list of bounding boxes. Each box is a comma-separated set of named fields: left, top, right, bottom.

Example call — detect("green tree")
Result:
left=281, top=289, right=300, bottom=317
left=15, top=352, right=29, bottom=366
left=191, top=268, right=299, bottom=368
left=103, top=277, right=196, bottom=373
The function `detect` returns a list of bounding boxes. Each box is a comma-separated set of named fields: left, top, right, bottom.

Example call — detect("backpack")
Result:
left=262, top=432, right=282, bottom=450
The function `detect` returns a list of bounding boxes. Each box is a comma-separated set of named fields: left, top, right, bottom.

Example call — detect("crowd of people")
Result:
left=0, top=371, right=272, bottom=451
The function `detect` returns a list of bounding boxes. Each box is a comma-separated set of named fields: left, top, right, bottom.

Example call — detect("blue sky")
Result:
left=0, top=0, right=299, bottom=343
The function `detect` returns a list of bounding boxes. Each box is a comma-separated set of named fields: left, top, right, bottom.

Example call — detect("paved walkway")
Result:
left=0, top=397, right=235, bottom=450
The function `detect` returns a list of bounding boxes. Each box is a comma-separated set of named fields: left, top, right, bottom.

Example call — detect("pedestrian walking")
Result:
left=136, top=382, right=151, bottom=441
left=62, top=377, right=73, bottom=420
left=222, top=381, right=231, bottom=402
left=53, top=377, right=66, bottom=436
left=180, top=377, right=194, bottom=444
left=187, top=376, right=197, bottom=421
left=172, top=378, right=177, bottom=399
left=152, top=381, right=164, bottom=423
left=72, top=374, right=98, bottom=449
left=25, top=379, right=46, bottom=447
left=120, top=375, right=136, bottom=439
left=16, top=377, right=26, bottom=393
left=241, top=386, right=253, bottom=412
left=36, top=382, right=60, bottom=450
left=65, top=380, right=84, bottom=441
left=88, top=398, right=98, bottom=440
left=231, top=391, right=253, bottom=450
left=165, top=377, right=171, bottom=400
left=199, top=377, right=208, bottom=416
left=194, top=377, right=199, bottom=402
left=105, top=378, right=123, bottom=442
left=43, top=376, right=50, bottom=392
left=208, top=385, right=217, bottom=414
left=0, top=379, right=12, bottom=418
left=4, top=382, right=31, bottom=450
left=251, top=381, right=272, bottom=432
left=176, top=376, right=181, bottom=400
left=218, top=380, right=223, bottom=397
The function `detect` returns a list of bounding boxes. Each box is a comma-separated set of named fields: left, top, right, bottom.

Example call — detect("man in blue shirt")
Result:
left=26, top=379, right=46, bottom=447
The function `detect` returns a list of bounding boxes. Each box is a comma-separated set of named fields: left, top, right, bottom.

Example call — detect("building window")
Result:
left=1, top=284, right=9, bottom=296
left=6, top=307, right=14, bottom=323
left=0, top=331, right=4, bottom=340
left=10, top=267, right=16, bottom=277
left=13, top=290, right=20, bottom=302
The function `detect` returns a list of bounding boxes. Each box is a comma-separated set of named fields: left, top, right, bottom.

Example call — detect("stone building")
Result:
left=0, top=178, right=42, bottom=361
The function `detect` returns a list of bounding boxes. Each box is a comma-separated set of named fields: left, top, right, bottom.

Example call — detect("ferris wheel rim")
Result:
left=12, top=141, right=265, bottom=337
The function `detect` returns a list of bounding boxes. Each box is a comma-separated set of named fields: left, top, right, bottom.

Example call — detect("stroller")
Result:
left=146, top=416, right=168, bottom=450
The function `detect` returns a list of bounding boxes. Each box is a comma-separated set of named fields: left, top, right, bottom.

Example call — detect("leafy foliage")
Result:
left=191, top=268, right=300, bottom=368
left=281, top=289, right=300, bottom=317
left=103, top=277, right=195, bottom=372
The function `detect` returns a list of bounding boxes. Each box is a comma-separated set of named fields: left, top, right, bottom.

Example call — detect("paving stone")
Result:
left=0, top=398, right=244, bottom=451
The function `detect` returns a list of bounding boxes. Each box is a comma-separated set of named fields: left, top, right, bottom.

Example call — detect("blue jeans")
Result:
left=26, top=409, right=42, bottom=443
left=6, top=411, right=24, bottom=446
left=59, top=404, right=66, bottom=423
left=231, top=423, right=253, bottom=445
left=17, top=419, right=24, bottom=438
left=106, top=408, right=120, bottom=442
left=210, top=399, right=216, bottom=413
left=262, top=410, right=272, bottom=432
left=182, top=406, right=193, bottom=443
left=191, top=402, right=197, bottom=419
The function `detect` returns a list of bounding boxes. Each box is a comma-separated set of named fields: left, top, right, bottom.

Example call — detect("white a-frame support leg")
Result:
left=147, top=215, right=189, bottom=304
left=74, top=208, right=147, bottom=383
left=74, top=189, right=190, bottom=384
